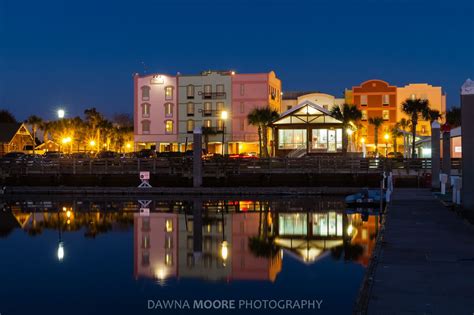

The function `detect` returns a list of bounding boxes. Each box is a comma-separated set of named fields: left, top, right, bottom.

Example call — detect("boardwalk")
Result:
left=358, top=189, right=474, bottom=314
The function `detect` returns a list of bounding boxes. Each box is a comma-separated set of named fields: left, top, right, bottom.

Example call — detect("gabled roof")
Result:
left=0, top=123, right=23, bottom=143
left=273, top=100, right=343, bottom=125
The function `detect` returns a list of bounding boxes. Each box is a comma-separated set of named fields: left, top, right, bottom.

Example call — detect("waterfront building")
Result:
left=0, top=123, right=34, bottom=156
left=347, top=80, right=398, bottom=154
left=396, top=83, right=446, bottom=138
left=133, top=73, right=179, bottom=152
left=272, top=100, right=343, bottom=157
left=281, top=91, right=344, bottom=112
left=231, top=71, right=281, bottom=154
left=177, top=70, right=233, bottom=154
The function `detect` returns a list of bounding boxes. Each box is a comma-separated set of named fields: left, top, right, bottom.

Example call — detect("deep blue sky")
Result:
left=1, top=0, right=473, bottom=121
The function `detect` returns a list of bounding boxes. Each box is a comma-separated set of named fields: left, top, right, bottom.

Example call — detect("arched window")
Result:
left=165, top=120, right=173, bottom=134
left=141, top=86, right=151, bottom=101
left=186, top=119, right=194, bottom=133
left=164, top=103, right=173, bottom=117
left=141, top=103, right=151, bottom=118
left=141, top=120, right=151, bottom=134
left=164, top=86, right=174, bottom=100
left=187, top=102, right=194, bottom=116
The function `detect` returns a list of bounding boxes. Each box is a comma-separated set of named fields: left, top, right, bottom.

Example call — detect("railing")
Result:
left=0, top=157, right=461, bottom=177
left=199, top=92, right=226, bottom=99
left=287, top=145, right=307, bottom=158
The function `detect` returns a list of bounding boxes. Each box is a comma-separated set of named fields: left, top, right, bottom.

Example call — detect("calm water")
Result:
left=0, top=196, right=380, bottom=315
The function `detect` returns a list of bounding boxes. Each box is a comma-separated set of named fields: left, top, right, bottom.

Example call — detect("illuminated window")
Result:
left=165, top=253, right=173, bottom=266
left=141, top=103, right=150, bottom=118
left=142, top=235, right=150, bottom=249
left=165, top=219, right=173, bottom=232
left=383, top=94, right=390, bottom=105
left=186, top=85, right=194, bottom=99
left=164, top=103, right=173, bottom=117
left=141, top=120, right=150, bottom=134
left=361, top=95, right=367, bottom=106
left=187, top=102, right=194, bottom=116
left=383, top=110, right=389, bottom=120
left=278, top=129, right=307, bottom=150
left=410, top=93, right=416, bottom=100
left=203, top=85, right=212, bottom=98
left=203, top=119, right=212, bottom=128
left=141, top=86, right=150, bottom=101
left=164, top=86, right=173, bottom=100
left=165, top=235, right=173, bottom=249
left=217, top=102, right=224, bottom=113
left=187, top=119, right=194, bottom=133
left=421, top=125, right=426, bottom=134
left=203, top=102, right=212, bottom=116
left=361, top=110, right=368, bottom=121
left=165, top=120, right=173, bottom=134
left=217, top=119, right=224, bottom=131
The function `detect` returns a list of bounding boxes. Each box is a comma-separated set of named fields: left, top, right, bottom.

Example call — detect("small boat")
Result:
left=345, top=188, right=385, bottom=207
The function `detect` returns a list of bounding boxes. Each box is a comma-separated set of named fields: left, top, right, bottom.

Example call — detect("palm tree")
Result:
left=330, top=104, right=363, bottom=153
left=201, top=126, right=218, bottom=153
left=446, top=107, right=461, bottom=127
left=368, top=117, right=384, bottom=156
left=26, top=115, right=43, bottom=154
left=401, top=98, right=430, bottom=158
left=390, top=124, right=403, bottom=153
left=398, top=118, right=411, bottom=158
left=247, top=107, right=279, bottom=158
left=0, top=110, right=17, bottom=123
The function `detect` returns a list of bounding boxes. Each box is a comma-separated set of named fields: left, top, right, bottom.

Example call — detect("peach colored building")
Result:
left=231, top=71, right=281, bottom=154
left=397, top=83, right=446, bottom=137
left=134, top=73, right=179, bottom=152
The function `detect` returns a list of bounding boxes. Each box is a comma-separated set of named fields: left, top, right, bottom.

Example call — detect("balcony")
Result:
left=200, top=109, right=225, bottom=117
left=199, top=91, right=226, bottom=99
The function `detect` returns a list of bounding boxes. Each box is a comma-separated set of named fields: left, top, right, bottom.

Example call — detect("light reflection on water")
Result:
left=0, top=197, right=380, bottom=315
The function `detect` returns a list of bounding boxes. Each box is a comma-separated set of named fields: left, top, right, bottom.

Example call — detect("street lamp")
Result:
left=220, top=110, right=228, bottom=155
left=57, top=109, right=65, bottom=119
left=384, top=133, right=390, bottom=157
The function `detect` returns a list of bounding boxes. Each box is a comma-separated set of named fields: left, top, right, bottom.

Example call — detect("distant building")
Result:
left=282, top=91, right=344, bottom=113
left=0, top=123, right=34, bottom=156
left=134, top=73, right=178, bottom=152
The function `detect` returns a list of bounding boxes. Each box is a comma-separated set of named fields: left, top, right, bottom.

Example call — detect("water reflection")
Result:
left=1, top=198, right=379, bottom=282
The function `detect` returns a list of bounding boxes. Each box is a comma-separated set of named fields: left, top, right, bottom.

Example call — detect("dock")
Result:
left=355, top=188, right=474, bottom=314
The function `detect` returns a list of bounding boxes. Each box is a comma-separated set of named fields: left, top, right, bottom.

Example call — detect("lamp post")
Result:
left=220, top=110, right=228, bottom=155
left=57, top=109, right=65, bottom=119
left=384, top=133, right=390, bottom=157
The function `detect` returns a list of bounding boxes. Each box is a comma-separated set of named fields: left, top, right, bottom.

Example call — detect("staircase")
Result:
left=287, top=145, right=307, bottom=158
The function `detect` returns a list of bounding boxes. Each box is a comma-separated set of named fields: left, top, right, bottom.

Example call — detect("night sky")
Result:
left=1, top=0, right=473, bottom=121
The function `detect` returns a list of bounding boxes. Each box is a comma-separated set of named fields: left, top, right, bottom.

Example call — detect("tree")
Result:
left=401, top=98, right=430, bottom=158
left=247, top=106, right=279, bottom=158
left=26, top=115, right=43, bottom=154
left=0, top=110, right=17, bottom=123
left=390, top=124, right=403, bottom=153
left=446, top=106, right=461, bottom=127
left=201, top=126, right=218, bottom=153
left=368, top=117, right=384, bottom=156
left=398, top=118, right=411, bottom=158
left=330, top=103, right=362, bottom=153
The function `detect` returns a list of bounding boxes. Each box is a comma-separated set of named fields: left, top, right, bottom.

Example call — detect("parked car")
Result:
left=95, top=151, right=119, bottom=159
left=136, top=149, right=157, bottom=159
left=1, top=152, right=26, bottom=164
left=43, top=151, right=62, bottom=159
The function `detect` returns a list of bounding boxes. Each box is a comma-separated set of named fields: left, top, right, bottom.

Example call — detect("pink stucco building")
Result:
left=134, top=73, right=178, bottom=152
left=230, top=71, right=281, bottom=154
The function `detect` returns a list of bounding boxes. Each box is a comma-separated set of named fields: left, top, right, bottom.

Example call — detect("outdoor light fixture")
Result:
left=57, top=109, right=65, bottom=119
left=62, top=137, right=71, bottom=144
left=384, top=133, right=390, bottom=141
left=89, top=140, right=96, bottom=146
left=230, top=71, right=235, bottom=75
left=346, top=128, right=354, bottom=136
left=220, top=241, right=229, bottom=263
left=126, top=143, right=131, bottom=149
left=221, top=110, right=228, bottom=120
left=361, top=137, right=366, bottom=143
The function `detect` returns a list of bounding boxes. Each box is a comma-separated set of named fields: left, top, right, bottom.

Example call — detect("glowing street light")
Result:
left=62, top=137, right=71, bottom=144
left=57, top=109, right=65, bottom=119
left=89, top=140, right=96, bottom=147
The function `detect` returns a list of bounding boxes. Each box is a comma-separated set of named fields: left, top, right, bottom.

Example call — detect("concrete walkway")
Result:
left=364, top=189, right=474, bottom=314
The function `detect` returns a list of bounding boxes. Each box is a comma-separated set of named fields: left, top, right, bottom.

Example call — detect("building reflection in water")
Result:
left=0, top=198, right=379, bottom=281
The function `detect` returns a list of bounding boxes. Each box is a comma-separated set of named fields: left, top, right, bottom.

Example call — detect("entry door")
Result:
left=328, top=130, right=336, bottom=152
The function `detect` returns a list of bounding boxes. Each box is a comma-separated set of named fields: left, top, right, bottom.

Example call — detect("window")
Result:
left=203, top=102, right=212, bottom=116
left=240, top=84, right=245, bottom=96
left=141, top=120, right=150, bottom=134
left=203, top=85, right=212, bottom=98
left=187, top=120, right=194, bottom=133
left=186, top=85, right=194, bottom=99
left=217, top=119, right=224, bottom=131
left=361, top=95, right=367, bottom=106
left=421, top=125, right=426, bottom=134
left=278, top=129, right=307, bottom=149
left=240, top=102, right=245, bottom=113
left=141, top=86, right=150, bottom=101
left=239, top=118, right=245, bottom=131
left=165, top=235, right=173, bottom=249
left=164, top=103, right=173, bottom=117
left=216, top=102, right=224, bottom=113
left=141, top=103, right=151, bottom=118
left=165, top=86, right=173, bottom=100
left=410, top=93, right=416, bottom=100
left=312, top=129, right=328, bottom=150
left=165, top=253, right=173, bottom=266
left=203, top=119, right=212, bottom=128
left=361, top=110, right=368, bottom=121
left=216, top=84, right=224, bottom=95
left=383, top=110, right=389, bottom=120
left=165, top=219, right=173, bottom=232
left=187, top=102, right=194, bottom=116
left=165, top=120, right=173, bottom=134
left=383, top=95, right=390, bottom=105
